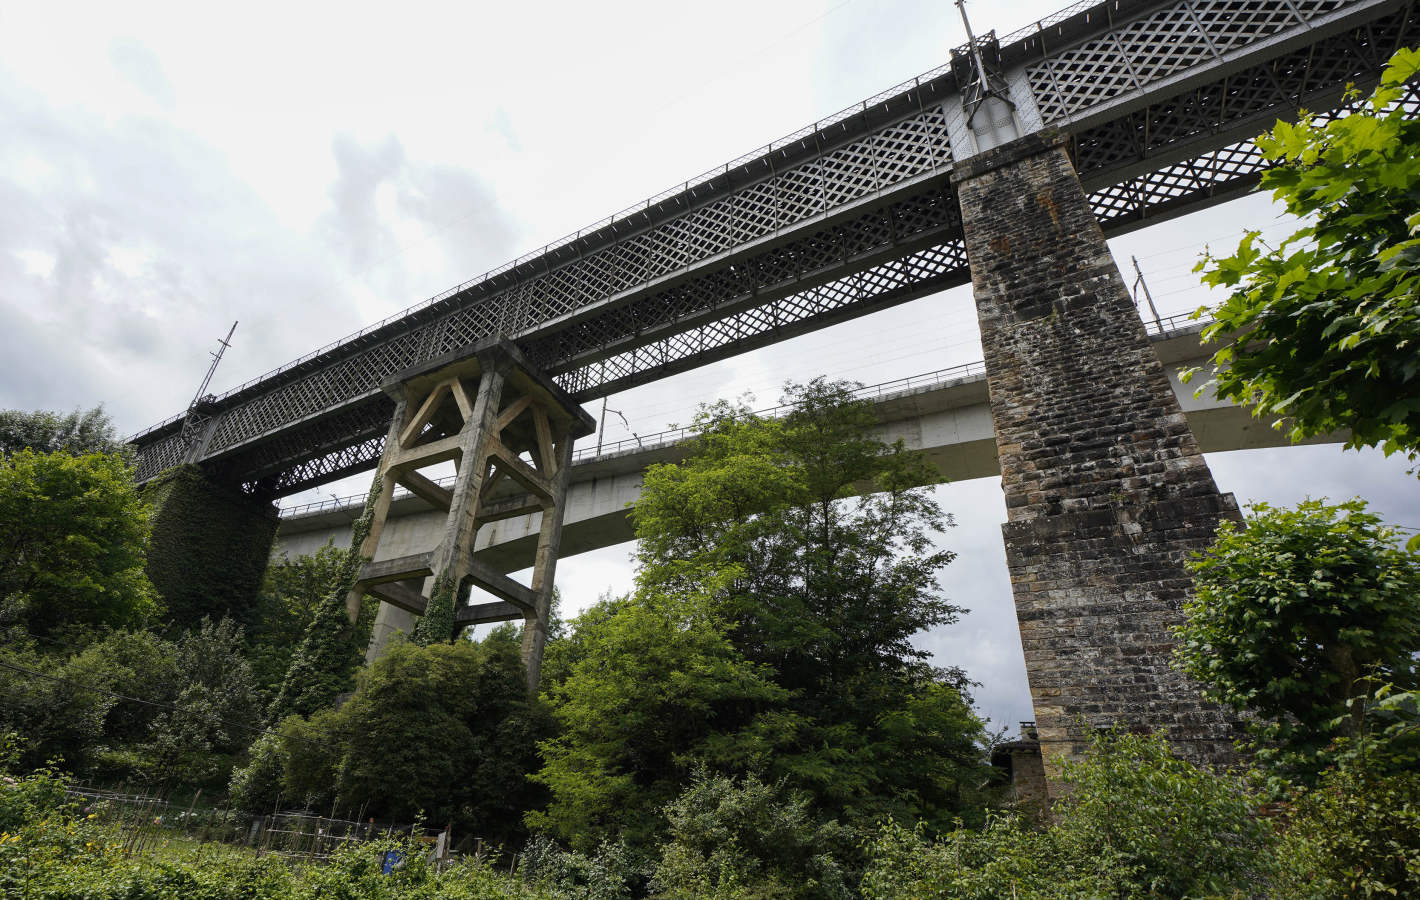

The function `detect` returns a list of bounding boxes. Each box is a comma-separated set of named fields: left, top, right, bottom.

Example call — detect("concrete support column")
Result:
left=520, top=421, right=576, bottom=693
left=348, top=339, right=594, bottom=690
left=952, top=132, right=1240, bottom=785
left=345, top=390, right=408, bottom=623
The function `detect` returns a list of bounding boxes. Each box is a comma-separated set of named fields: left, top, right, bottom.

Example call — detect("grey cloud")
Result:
left=0, top=72, right=364, bottom=432
left=0, top=74, right=524, bottom=438
left=325, top=134, right=408, bottom=272
left=320, top=133, right=520, bottom=301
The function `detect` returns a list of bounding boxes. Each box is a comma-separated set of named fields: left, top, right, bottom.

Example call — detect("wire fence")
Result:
left=67, top=784, right=448, bottom=864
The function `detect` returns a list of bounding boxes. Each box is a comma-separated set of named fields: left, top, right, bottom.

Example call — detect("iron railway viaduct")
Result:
left=129, top=0, right=1419, bottom=781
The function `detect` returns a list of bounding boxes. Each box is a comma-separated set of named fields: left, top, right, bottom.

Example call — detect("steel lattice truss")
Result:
left=130, top=0, right=1417, bottom=497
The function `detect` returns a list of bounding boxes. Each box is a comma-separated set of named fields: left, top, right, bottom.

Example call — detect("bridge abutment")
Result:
left=953, top=132, right=1241, bottom=785
left=347, top=340, right=594, bottom=692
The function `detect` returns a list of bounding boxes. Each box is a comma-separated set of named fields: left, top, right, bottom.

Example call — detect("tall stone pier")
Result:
left=953, top=132, right=1240, bottom=782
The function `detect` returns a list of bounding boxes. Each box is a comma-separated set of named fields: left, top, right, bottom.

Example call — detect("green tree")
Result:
left=236, top=629, right=548, bottom=844
left=0, top=621, right=259, bottom=786
left=535, top=380, right=988, bottom=849
left=1175, top=499, right=1420, bottom=778
left=267, top=476, right=382, bottom=722
left=633, top=380, right=986, bottom=829
left=141, top=617, right=262, bottom=786
left=530, top=589, right=792, bottom=851
left=1192, top=49, right=1420, bottom=473
left=248, top=544, right=352, bottom=704
left=0, top=449, right=158, bottom=640
left=0, top=406, right=126, bottom=457
left=338, top=627, right=548, bottom=840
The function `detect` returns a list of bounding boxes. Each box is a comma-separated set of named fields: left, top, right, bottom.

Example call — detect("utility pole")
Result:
left=1130, top=257, right=1162, bottom=329
left=596, top=396, right=609, bottom=455
left=594, top=397, right=641, bottom=455
left=180, top=321, right=238, bottom=449
left=189, top=320, right=238, bottom=411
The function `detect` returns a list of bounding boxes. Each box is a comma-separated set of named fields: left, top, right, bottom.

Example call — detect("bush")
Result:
left=230, top=629, right=551, bottom=844
left=862, top=730, right=1274, bottom=899
left=0, top=449, right=158, bottom=639
left=1276, top=765, right=1420, bottom=899
left=649, top=771, right=857, bottom=900
left=1176, top=499, right=1420, bottom=781
left=519, top=834, right=641, bottom=900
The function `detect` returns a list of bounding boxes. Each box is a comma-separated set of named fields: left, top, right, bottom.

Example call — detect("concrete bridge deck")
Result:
left=273, top=320, right=1339, bottom=572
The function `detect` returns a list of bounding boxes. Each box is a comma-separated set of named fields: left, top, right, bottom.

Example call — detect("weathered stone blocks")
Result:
left=953, top=132, right=1240, bottom=784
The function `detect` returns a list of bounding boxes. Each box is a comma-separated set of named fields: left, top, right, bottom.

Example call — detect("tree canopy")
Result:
left=1192, top=49, right=1420, bottom=468
left=533, top=380, right=988, bottom=850
left=0, top=449, right=158, bottom=640
left=0, top=406, right=126, bottom=457
left=1174, top=499, right=1420, bottom=777
left=232, top=628, right=548, bottom=845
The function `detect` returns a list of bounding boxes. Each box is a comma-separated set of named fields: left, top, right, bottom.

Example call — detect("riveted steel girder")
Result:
left=130, top=0, right=1418, bottom=497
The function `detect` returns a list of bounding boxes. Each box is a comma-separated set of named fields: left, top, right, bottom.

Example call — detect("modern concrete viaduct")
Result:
left=274, top=321, right=1341, bottom=671
left=125, top=0, right=1416, bottom=775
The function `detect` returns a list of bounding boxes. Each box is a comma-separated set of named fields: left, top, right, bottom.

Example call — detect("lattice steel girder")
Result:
left=1072, top=3, right=1415, bottom=188
left=1023, top=0, right=1403, bottom=132
left=132, top=0, right=1413, bottom=493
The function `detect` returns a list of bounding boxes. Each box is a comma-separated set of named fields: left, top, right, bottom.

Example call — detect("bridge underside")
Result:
left=124, top=0, right=1416, bottom=783
left=273, top=324, right=1344, bottom=579
left=128, top=0, right=1418, bottom=500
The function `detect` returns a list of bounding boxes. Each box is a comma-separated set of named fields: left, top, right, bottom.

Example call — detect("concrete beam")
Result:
left=356, top=552, right=435, bottom=585
left=367, top=581, right=428, bottom=615
left=274, top=327, right=1345, bottom=574
left=454, top=601, right=524, bottom=628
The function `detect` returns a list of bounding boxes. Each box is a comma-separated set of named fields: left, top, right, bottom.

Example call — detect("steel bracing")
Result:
left=129, top=0, right=1417, bottom=497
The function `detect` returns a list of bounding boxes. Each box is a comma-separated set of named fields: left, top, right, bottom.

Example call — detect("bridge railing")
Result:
left=132, top=0, right=1170, bottom=447
left=275, top=312, right=1213, bottom=519
left=574, top=359, right=990, bottom=463
left=1143, top=310, right=1206, bottom=335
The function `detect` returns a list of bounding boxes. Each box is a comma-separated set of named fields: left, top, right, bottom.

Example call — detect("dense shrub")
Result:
left=1274, top=762, right=1420, bottom=898
left=0, top=449, right=157, bottom=639
left=862, top=730, right=1274, bottom=899
left=649, top=772, right=857, bottom=900
left=231, top=628, right=550, bottom=845
left=1176, top=499, right=1420, bottom=781
left=0, top=621, right=260, bottom=786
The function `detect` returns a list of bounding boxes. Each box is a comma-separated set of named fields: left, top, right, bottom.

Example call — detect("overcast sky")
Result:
left=3, top=0, right=1418, bottom=731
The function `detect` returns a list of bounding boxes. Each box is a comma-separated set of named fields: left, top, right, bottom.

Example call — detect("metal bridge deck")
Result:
left=129, top=0, right=1417, bottom=497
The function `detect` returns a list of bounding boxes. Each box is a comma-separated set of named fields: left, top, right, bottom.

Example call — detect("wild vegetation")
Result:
left=1191, top=47, right=1420, bottom=476
left=2, top=46, right=1419, bottom=900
